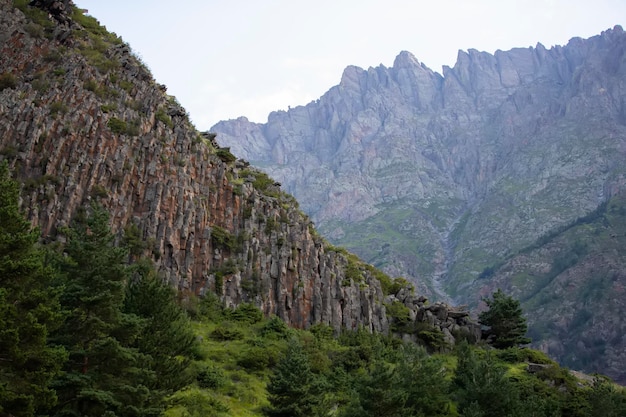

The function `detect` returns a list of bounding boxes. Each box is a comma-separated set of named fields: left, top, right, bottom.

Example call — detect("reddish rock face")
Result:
left=0, top=0, right=388, bottom=333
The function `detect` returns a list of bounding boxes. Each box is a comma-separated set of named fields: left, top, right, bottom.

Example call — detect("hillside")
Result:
left=212, top=28, right=626, bottom=382
left=2, top=2, right=626, bottom=416
left=0, top=0, right=487, bottom=345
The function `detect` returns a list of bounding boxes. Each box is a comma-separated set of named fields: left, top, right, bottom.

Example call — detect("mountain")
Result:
left=0, top=0, right=482, bottom=351
left=211, top=27, right=626, bottom=382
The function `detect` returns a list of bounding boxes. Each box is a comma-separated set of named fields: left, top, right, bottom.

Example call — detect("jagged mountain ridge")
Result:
left=0, top=0, right=484, bottom=347
left=211, top=27, right=626, bottom=382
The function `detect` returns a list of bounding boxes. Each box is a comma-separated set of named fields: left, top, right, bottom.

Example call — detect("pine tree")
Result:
left=479, top=289, right=531, bottom=349
left=0, top=161, right=66, bottom=417
left=265, top=337, right=329, bottom=417
left=453, top=342, right=522, bottom=417
left=400, top=345, right=451, bottom=417
left=50, top=205, right=149, bottom=417
left=342, top=359, right=408, bottom=417
left=124, top=259, right=197, bottom=399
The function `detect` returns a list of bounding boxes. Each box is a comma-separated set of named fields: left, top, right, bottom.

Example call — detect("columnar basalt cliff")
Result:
left=0, top=0, right=481, bottom=345
left=212, top=28, right=626, bottom=381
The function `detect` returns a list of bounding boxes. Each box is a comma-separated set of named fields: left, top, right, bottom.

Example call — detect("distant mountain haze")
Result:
left=212, top=26, right=626, bottom=383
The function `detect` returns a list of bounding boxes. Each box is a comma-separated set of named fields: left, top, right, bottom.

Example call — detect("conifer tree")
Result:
left=50, top=205, right=149, bottom=417
left=479, top=289, right=531, bottom=349
left=400, top=345, right=451, bottom=417
left=342, top=359, right=407, bottom=417
left=124, top=259, right=197, bottom=398
left=453, top=342, right=522, bottom=417
left=0, top=161, right=66, bottom=417
left=265, top=337, right=329, bottom=417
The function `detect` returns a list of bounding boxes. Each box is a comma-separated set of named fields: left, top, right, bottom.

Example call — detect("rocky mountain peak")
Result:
left=339, top=64, right=365, bottom=91
left=392, top=50, right=420, bottom=69
left=213, top=27, right=626, bottom=383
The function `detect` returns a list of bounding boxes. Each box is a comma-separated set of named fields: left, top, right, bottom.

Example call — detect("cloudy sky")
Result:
left=74, top=1, right=625, bottom=130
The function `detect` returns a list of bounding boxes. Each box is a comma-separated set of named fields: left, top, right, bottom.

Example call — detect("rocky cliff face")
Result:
left=212, top=28, right=626, bottom=381
left=0, top=0, right=481, bottom=346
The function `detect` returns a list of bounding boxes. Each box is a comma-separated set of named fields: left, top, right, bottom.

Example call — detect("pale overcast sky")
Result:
left=74, top=1, right=625, bottom=130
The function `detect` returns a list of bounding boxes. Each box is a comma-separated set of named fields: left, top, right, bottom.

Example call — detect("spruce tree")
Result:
left=265, top=337, right=329, bottom=417
left=479, top=289, right=531, bottom=349
left=453, top=342, right=522, bottom=417
left=124, top=259, right=197, bottom=399
left=0, top=161, right=66, bottom=417
left=400, top=345, right=451, bottom=417
left=342, top=359, right=407, bottom=417
left=50, top=205, right=149, bottom=417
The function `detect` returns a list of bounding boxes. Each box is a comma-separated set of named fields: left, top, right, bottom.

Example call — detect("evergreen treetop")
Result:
left=479, top=289, right=531, bottom=349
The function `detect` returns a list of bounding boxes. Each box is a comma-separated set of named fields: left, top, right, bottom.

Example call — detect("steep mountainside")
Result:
left=0, top=0, right=481, bottom=348
left=212, top=27, right=626, bottom=382
left=481, top=192, right=626, bottom=383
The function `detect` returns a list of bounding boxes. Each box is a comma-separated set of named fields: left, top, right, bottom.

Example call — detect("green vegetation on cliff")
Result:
left=1, top=165, right=625, bottom=417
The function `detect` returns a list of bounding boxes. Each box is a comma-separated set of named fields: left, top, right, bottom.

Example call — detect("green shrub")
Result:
left=216, top=148, right=236, bottom=163
left=164, top=386, right=230, bottom=416
left=240, top=275, right=259, bottom=296
left=252, top=171, right=274, bottom=191
left=84, top=79, right=106, bottom=97
left=214, top=271, right=224, bottom=294
left=261, top=316, right=289, bottom=338
left=414, top=323, right=447, bottom=351
left=309, top=323, right=335, bottom=341
left=344, top=255, right=364, bottom=285
left=0, top=73, right=17, bottom=91
left=78, top=42, right=120, bottom=74
left=155, top=108, right=173, bottom=128
left=124, top=119, right=140, bottom=136
left=198, top=292, right=224, bottom=321
left=236, top=346, right=273, bottom=371
left=388, top=277, right=414, bottom=295
left=264, top=216, right=279, bottom=235
left=251, top=171, right=281, bottom=198
left=101, top=103, right=117, bottom=113
left=49, top=101, right=68, bottom=116
left=107, top=117, right=127, bottom=134
left=14, top=0, right=54, bottom=32
left=196, top=364, right=226, bottom=389
left=44, top=49, right=65, bottom=63
left=211, top=260, right=239, bottom=294
left=385, top=300, right=411, bottom=332
left=107, top=117, right=139, bottom=136
left=210, top=225, right=235, bottom=250
left=227, top=303, right=263, bottom=324
left=71, top=6, right=123, bottom=46
left=119, top=80, right=133, bottom=92
left=90, top=184, right=108, bottom=198
left=0, top=145, right=18, bottom=159
left=173, top=156, right=185, bottom=167
left=24, top=22, right=44, bottom=38
left=497, top=347, right=555, bottom=365
left=326, top=244, right=349, bottom=256
left=123, top=223, right=146, bottom=256
left=209, top=323, right=244, bottom=341
left=22, top=174, right=60, bottom=191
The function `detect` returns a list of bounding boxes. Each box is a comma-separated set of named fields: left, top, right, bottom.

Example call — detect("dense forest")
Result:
left=1, top=162, right=625, bottom=417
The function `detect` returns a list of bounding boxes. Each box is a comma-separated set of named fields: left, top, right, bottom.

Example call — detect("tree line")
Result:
left=1, top=161, right=625, bottom=417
